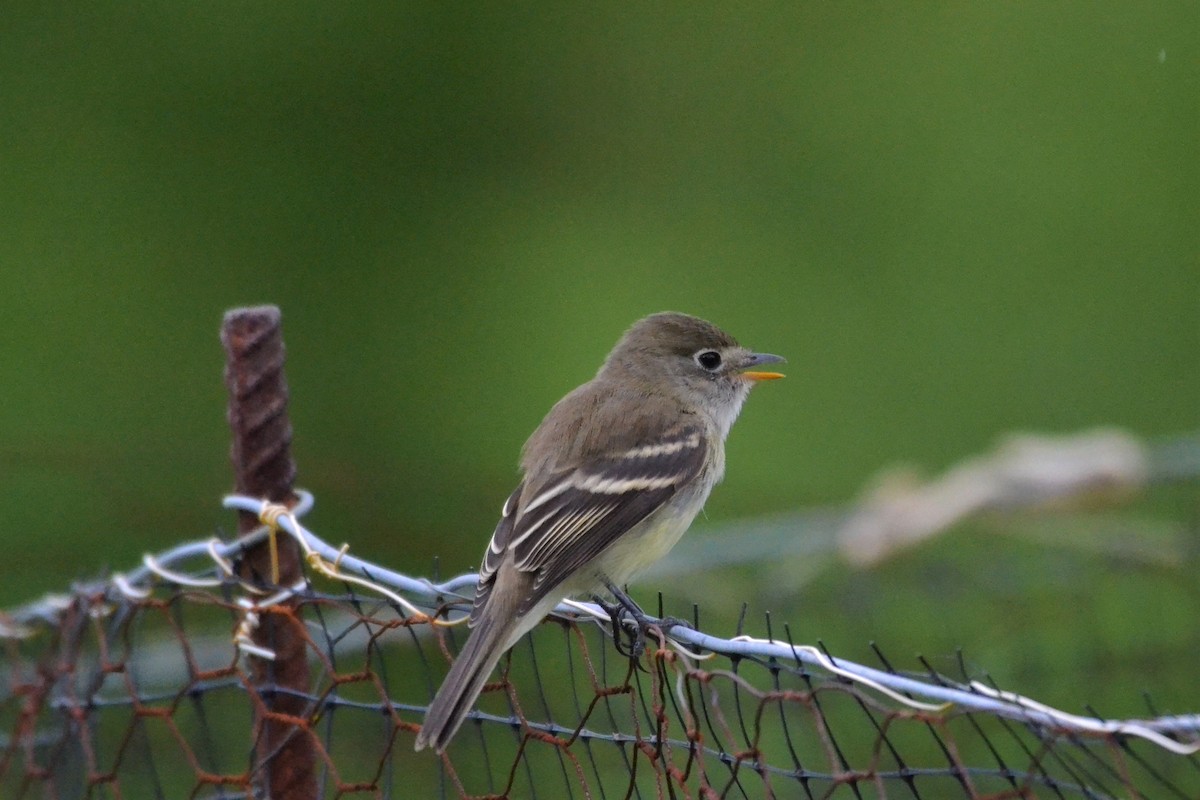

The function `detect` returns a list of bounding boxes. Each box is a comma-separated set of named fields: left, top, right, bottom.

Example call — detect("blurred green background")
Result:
left=1, top=0, right=1196, bottom=737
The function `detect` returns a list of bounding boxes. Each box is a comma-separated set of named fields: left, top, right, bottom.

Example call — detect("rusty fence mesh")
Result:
left=2, top=492, right=1197, bottom=800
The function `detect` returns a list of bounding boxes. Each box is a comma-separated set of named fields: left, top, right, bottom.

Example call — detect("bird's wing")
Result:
left=469, top=483, right=523, bottom=627
left=471, top=422, right=708, bottom=622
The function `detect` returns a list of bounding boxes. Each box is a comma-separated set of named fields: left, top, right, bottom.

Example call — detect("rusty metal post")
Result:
left=221, top=305, right=316, bottom=800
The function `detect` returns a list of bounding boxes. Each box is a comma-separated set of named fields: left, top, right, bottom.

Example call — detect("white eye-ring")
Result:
left=694, top=350, right=722, bottom=371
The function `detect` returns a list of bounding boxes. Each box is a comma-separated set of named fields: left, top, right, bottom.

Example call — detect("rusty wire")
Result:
left=1, top=494, right=1197, bottom=799
left=1, top=304, right=1196, bottom=799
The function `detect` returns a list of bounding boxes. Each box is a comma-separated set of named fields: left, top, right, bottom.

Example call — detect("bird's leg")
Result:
left=594, top=582, right=693, bottom=660
left=592, top=588, right=644, bottom=659
left=609, top=582, right=697, bottom=635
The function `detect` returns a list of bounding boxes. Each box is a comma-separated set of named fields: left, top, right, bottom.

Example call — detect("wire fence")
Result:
left=1, top=307, right=1196, bottom=799
left=1, top=489, right=1197, bottom=799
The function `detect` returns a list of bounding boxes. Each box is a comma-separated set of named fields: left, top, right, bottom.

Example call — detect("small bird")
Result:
left=414, top=312, right=784, bottom=752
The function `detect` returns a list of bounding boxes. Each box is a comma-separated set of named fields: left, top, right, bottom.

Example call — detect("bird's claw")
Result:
left=594, top=586, right=692, bottom=664
left=594, top=595, right=647, bottom=660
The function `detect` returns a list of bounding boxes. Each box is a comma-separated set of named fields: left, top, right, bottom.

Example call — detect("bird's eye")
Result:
left=695, top=350, right=722, bottom=371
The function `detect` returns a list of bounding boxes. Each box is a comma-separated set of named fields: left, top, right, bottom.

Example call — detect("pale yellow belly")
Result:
left=577, top=479, right=711, bottom=592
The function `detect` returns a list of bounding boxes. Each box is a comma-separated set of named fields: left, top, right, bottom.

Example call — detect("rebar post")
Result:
left=221, top=305, right=316, bottom=800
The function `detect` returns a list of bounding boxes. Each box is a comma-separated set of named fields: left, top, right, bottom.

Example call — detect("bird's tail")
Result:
left=414, top=613, right=514, bottom=752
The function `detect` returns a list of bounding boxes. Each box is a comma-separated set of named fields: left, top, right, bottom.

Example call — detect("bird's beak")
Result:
left=739, top=352, right=786, bottom=382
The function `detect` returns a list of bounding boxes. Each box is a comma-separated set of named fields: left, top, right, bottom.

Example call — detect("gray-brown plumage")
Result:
left=414, top=312, right=783, bottom=752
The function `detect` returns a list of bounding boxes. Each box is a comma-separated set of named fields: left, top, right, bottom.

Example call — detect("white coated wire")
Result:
left=2, top=490, right=1196, bottom=756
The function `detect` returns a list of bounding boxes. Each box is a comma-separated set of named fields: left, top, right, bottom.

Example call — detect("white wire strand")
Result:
left=0, top=490, right=1195, bottom=757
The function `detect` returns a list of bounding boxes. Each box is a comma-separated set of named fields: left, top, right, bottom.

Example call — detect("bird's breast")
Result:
left=580, top=472, right=717, bottom=590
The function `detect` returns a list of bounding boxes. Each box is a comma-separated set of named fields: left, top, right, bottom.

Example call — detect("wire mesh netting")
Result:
left=4, top=311, right=1197, bottom=798
left=2, top=493, right=1197, bottom=800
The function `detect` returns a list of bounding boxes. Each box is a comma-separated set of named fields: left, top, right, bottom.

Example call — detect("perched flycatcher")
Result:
left=414, top=312, right=784, bottom=752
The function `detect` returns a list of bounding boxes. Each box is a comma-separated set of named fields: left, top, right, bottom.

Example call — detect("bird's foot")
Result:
left=594, top=584, right=694, bottom=661
left=592, top=593, right=648, bottom=659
